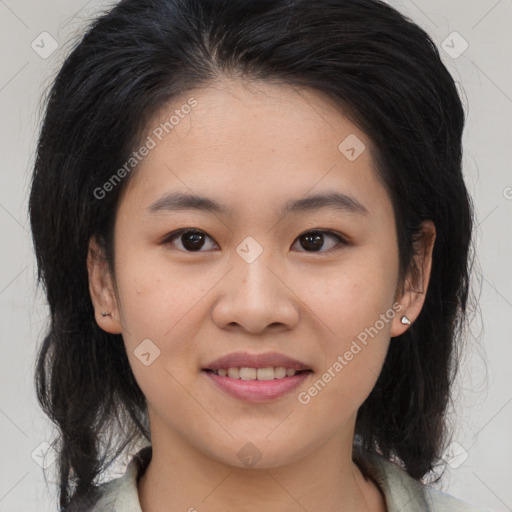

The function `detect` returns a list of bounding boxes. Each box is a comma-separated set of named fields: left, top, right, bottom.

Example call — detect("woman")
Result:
left=29, top=0, right=485, bottom=510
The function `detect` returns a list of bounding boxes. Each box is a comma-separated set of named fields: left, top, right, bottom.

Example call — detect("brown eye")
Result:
left=293, top=230, right=347, bottom=253
left=162, top=228, right=347, bottom=254
left=163, top=229, right=218, bottom=252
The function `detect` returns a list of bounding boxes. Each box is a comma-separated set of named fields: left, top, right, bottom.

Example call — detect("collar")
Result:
left=93, top=445, right=481, bottom=512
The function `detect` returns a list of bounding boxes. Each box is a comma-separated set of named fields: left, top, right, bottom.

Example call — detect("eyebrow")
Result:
left=147, top=191, right=369, bottom=217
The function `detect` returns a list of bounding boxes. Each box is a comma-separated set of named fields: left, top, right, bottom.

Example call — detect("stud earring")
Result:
left=101, top=311, right=111, bottom=317
left=400, top=315, right=411, bottom=325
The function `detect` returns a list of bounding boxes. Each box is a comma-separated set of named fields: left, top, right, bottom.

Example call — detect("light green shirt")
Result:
left=89, top=446, right=488, bottom=511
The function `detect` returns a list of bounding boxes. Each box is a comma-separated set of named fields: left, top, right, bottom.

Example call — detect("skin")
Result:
left=88, top=78, right=435, bottom=512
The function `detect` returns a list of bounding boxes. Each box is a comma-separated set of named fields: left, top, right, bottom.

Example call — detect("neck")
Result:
left=137, top=418, right=386, bottom=512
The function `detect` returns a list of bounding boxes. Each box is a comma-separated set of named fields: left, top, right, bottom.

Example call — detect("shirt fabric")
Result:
left=89, top=446, right=488, bottom=511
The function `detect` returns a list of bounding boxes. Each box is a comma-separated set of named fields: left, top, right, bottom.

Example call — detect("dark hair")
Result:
left=29, top=0, right=475, bottom=509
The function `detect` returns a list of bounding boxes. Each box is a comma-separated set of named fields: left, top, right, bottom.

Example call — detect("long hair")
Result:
left=29, top=0, right=474, bottom=509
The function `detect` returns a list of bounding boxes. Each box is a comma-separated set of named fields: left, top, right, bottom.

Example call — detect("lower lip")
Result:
left=202, top=370, right=312, bottom=403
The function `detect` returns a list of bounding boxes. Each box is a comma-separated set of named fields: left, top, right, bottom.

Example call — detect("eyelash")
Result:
left=161, top=228, right=349, bottom=254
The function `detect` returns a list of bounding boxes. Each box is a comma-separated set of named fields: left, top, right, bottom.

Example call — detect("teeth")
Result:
left=239, top=367, right=257, bottom=380
left=212, top=366, right=303, bottom=380
left=257, top=367, right=274, bottom=381
left=227, top=367, right=240, bottom=379
left=274, top=367, right=287, bottom=379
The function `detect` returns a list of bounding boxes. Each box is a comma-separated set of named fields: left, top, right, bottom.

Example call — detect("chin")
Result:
left=202, top=436, right=311, bottom=470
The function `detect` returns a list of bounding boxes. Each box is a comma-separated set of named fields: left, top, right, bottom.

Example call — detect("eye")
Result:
left=162, top=228, right=219, bottom=252
left=292, top=230, right=348, bottom=253
left=162, top=228, right=348, bottom=253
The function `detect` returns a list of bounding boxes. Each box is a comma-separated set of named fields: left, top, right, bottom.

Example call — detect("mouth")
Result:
left=201, top=365, right=313, bottom=403
left=201, top=351, right=313, bottom=402
left=202, top=350, right=311, bottom=374
left=202, top=367, right=312, bottom=380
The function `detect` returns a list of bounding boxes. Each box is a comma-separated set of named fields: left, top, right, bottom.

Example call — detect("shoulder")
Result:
left=75, top=445, right=489, bottom=512
left=87, top=446, right=151, bottom=512
left=362, top=450, right=489, bottom=512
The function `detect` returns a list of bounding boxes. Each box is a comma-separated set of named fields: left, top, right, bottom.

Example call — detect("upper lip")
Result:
left=203, top=351, right=311, bottom=371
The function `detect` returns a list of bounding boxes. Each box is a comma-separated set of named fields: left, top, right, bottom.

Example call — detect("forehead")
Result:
left=119, top=79, right=390, bottom=221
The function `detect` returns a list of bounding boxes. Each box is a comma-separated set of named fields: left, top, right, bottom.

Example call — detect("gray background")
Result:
left=0, top=0, right=510, bottom=510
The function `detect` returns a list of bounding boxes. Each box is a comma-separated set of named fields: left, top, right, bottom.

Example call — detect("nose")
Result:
left=211, top=248, right=300, bottom=335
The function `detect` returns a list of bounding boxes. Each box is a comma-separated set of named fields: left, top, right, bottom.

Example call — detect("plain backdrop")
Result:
left=0, top=1, right=511, bottom=511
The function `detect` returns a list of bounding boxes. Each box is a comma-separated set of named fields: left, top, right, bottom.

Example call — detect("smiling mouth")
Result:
left=202, top=367, right=313, bottom=402
left=202, top=367, right=312, bottom=380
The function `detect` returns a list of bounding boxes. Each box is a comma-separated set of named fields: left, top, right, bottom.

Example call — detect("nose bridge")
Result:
left=211, top=234, right=299, bottom=333
left=233, top=234, right=279, bottom=301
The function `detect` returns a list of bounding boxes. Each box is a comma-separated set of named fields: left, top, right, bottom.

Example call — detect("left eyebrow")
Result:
left=146, top=190, right=369, bottom=218
left=281, top=191, right=369, bottom=217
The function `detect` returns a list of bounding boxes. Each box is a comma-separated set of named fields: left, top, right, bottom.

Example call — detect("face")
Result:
left=89, top=78, right=432, bottom=469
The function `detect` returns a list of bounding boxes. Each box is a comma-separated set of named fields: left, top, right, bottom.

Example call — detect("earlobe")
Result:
left=391, top=220, right=436, bottom=338
left=87, top=236, right=123, bottom=334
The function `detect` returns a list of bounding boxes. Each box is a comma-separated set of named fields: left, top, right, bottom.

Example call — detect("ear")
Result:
left=87, top=236, right=123, bottom=334
left=391, top=220, right=436, bottom=337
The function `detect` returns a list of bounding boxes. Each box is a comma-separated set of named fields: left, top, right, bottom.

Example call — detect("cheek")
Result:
left=291, top=251, right=396, bottom=406
left=114, top=247, right=213, bottom=340
left=114, top=251, right=210, bottom=410
left=112, top=248, right=220, bottom=400
left=295, top=249, right=398, bottom=337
